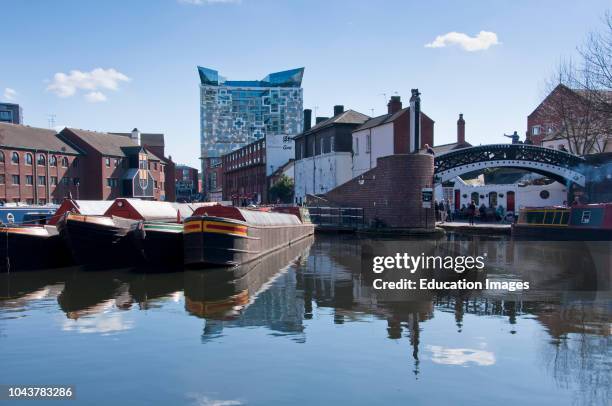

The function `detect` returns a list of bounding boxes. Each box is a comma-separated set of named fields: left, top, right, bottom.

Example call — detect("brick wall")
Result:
left=324, top=154, right=435, bottom=229
left=0, top=149, right=82, bottom=204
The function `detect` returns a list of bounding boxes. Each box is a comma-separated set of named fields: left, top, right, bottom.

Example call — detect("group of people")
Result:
left=435, top=199, right=453, bottom=223
left=437, top=199, right=509, bottom=225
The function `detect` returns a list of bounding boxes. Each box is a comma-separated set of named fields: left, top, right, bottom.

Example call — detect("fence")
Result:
left=307, top=206, right=365, bottom=229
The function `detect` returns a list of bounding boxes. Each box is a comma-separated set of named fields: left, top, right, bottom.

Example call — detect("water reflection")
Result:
left=0, top=234, right=609, bottom=405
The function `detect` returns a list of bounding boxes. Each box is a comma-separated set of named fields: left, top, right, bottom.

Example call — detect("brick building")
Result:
left=352, top=95, right=434, bottom=178
left=112, top=129, right=176, bottom=201
left=221, top=138, right=266, bottom=205
left=175, top=164, right=199, bottom=202
left=527, top=84, right=611, bottom=154
left=0, top=122, right=82, bottom=204
left=58, top=128, right=168, bottom=201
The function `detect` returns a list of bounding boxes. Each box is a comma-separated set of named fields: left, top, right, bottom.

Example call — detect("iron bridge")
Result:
left=434, top=144, right=587, bottom=186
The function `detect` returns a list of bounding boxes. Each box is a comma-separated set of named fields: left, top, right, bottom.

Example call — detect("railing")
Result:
left=307, top=206, right=365, bottom=229
left=434, top=144, right=585, bottom=174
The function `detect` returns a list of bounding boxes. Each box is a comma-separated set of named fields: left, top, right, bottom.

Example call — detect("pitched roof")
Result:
left=0, top=123, right=80, bottom=154
left=111, top=132, right=165, bottom=147
left=294, top=110, right=370, bottom=139
left=353, top=108, right=434, bottom=132
left=63, top=128, right=159, bottom=160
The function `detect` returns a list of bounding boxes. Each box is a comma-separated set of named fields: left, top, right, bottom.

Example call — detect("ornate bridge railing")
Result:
left=434, top=144, right=587, bottom=186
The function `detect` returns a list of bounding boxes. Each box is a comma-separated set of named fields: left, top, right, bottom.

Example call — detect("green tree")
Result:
left=269, top=175, right=294, bottom=203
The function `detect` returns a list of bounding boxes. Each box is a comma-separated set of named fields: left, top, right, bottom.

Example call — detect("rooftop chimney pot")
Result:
left=387, top=96, right=402, bottom=114
left=333, top=105, right=344, bottom=116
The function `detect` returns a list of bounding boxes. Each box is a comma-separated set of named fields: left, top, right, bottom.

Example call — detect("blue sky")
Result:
left=1, top=0, right=609, bottom=168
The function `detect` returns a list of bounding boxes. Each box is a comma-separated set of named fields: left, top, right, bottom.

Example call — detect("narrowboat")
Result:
left=0, top=225, right=72, bottom=271
left=0, top=204, right=59, bottom=225
left=104, top=198, right=219, bottom=268
left=512, top=203, right=612, bottom=241
left=183, top=205, right=314, bottom=267
left=61, top=213, right=146, bottom=268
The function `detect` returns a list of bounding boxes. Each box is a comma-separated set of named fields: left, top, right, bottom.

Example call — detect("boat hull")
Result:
left=512, top=224, right=612, bottom=241
left=183, top=215, right=314, bottom=267
left=0, top=226, right=72, bottom=271
left=141, top=222, right=184, bottom=269
left=63, top=215, right=145, bottom=269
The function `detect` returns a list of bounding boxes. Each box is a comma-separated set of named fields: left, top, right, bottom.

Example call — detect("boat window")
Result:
left=581, top=211, right=591, bottom=224
left=526, top=211, right=544, bottom=224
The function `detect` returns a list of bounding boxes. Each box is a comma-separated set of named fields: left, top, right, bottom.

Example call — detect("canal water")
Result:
left=0, top=234, right=610, bottom=405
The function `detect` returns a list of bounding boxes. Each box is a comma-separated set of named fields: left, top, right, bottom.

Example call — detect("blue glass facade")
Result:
left=199, top=67, right=304, bottom=167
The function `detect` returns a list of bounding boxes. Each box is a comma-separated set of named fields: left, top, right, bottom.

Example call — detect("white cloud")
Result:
left=3, top=88, right=17, bottom=101
left=425, top=31, right=500, bottom=52
left=178, top=0, right=240, bottom=5
left=85, top=91, right=107, bottom=103
left=46, top=68, right=130, bottom=102
left=427, top=345, right=495, bottom=366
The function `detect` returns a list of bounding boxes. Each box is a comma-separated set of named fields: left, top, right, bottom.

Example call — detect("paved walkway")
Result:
left=437, top=221, right=511, bottom=234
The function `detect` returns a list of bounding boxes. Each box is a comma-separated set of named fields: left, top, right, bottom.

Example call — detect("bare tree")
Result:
left=541, top=11, right=612, bottom=155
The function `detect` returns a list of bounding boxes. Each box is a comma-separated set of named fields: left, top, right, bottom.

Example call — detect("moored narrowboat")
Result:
left=512, top=203, right=612, bottom=240
left=104, top=198, right=219, bottom=268
left=61, top=213, right=146, bottom=268
left=0, top=225, right=72, bottom=271
left=183, top=206, right=314, bottom=267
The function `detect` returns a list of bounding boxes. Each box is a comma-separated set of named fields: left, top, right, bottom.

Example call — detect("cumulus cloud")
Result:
left=3, top=88, right=17, bottom=101
left=84, top=91, right=107, bottom=103
left=425, top=31, right=500, bottom=51
left=46, top=68, right=130, bottom=102
left=178, top=0, right=240, bottom=5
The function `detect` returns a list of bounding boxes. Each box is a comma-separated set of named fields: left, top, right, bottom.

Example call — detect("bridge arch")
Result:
left=434, top=144, right=586, bottom=186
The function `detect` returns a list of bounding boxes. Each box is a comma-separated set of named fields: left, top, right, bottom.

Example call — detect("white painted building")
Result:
left=293, top=107, right=370, bottom=202
left=435, top=176, right=568, bottom=213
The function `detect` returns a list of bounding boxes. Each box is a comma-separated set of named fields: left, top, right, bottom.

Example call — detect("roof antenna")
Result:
left=48, top=114, right=56, bottom=129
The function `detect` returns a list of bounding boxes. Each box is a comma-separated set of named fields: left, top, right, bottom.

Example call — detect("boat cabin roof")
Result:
left=192, top=205, right=302, bottom=226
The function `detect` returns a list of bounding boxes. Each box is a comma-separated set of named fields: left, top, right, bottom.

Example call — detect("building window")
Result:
left=105, top=157, right=111, bottom=167
left=330, top=136, right=335, bottom=152
left=354, top=138, right=360, bottom=155
left=12, top=175, right=19, bottom=185
left=114, top=159, right=119, bottom=167
left=11, top=152, right=19, bottom=164
left=0, top=151, right=4, bottom=163
left=50, top=155, right=57, bottom=167
left=38, top=199, right=46, bottom=205
left=62, top=177, right=70, bottom=185
left=26, top=199, right=34, bottom=205
left=106, top=178, right=118, bottom=188
left=154, top=162, right=158, bottom=170
left=37, top=154, right=46, bottom=166
left=52, top=199, right=61, bottom=204
left=38, top=176, right=46, bottom=186
left=61, top=157, right=69, bottom=167
left=73, top=157, right=79, bottom=168
left=532, top=126, right=541, bottom=136
left=366, top=134, right=371, bottom=153
left=154, top=180, right=158, bottom=189
left=25, top=153, right=33, bottom=165
left=50, top=176, right=58, bottom=186
left=0, top=175, right=4, bottom=184
left=25, top=175, right=33, bottom=185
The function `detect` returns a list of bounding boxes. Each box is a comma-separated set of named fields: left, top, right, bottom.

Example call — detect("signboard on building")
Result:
left=265, top=133, right=294, bottom=176
left=421, top=188, right=433, bottom=208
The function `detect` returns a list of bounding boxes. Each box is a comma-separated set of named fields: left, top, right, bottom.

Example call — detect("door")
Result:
left=454, top=189, right=461, bottom=210
left=506, top=191, right=515, bottom=212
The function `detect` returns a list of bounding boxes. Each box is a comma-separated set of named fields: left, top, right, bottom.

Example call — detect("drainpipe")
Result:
left=33, top=150, right=38, bottom=204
